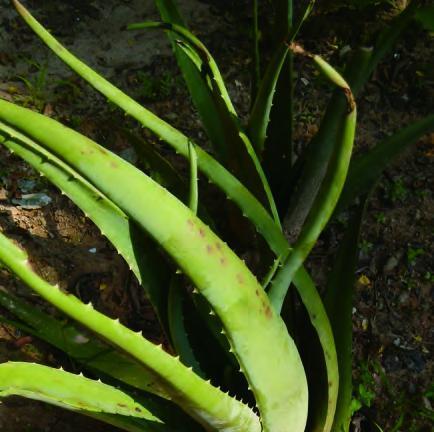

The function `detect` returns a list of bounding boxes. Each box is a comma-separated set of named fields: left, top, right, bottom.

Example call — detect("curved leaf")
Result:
left=0, top=231, right=260, bottom=432
left=0, top=362, right=156, bottom=420
left=324, top=200, right=366, bottom=432
left=0, top=124, right=172, bottom=336
left=0, top=288, right=167, bottom=398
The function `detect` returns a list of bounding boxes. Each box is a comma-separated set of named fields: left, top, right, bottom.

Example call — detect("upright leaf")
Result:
left=324, top=200, right=367, bottom=432
left=283, top=1, right=421, bottom=231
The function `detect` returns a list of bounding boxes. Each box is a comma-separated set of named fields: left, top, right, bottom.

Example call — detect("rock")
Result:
left=383, top=256, right=399, bottom=274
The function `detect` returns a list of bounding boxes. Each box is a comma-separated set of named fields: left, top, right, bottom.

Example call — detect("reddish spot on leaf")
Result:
left=264, top=305, right=272, bottom=319
left=206, top=244, right=214, bottom=254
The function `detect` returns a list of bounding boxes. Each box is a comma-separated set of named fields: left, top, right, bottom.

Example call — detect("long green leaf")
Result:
left=154, top=0, right=236, bottom=165
left=269, top=49, right=357, bottom=312
left=0, top=231, right=260, bottom=431
left=273, top=0, right=293, bottom=42
left=261, top=53, right=294, bottom=214
left=269, top=56, right=357, bottom=432
left=248, top=43, right=289, bottom=154
left=0, top=100, right=308, bottom=431
left=0, top=362, right=193, bottom=432
left=0, top=291, right=206, bottom=431
left=324, top=200, right=366, bottom=432
left=282, top=47, right=372, bottom=233
left=0, top=362, right=156, bottom=420
left=337, top=114, right=434, bottom=213
left=0, top=288, right=167, bottom=398
left=128, top=20, right=275, bottom=214
left=283, top=1, right=420, bottom=230
left=141, top=6, right=267, bottom=203
left=0, top=124, right=172, bottom=336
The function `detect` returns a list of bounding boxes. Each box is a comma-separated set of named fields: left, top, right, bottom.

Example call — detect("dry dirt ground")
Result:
left=0, top=1, right=433, bottom=431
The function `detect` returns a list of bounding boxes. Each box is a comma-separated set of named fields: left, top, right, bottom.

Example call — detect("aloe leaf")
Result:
left=0, top=288, right=168, bottom=398
left=0, top=99, right=310, bottom=431
left=167, top=278, right=204, bottom=376
left=0, top=292, right=207, bottom=431
left=283, top=47, right=372, bottom=233
left=128, top=21, right=237, bottom=117
left=269, top=50, right=357, bottom=312
left=270, top=83, right=357, bottom=311
left=269, top=60, right=357, bottom=432
left=0, top=124, right=171, bottom=335
left=248, top=43, right=289, bottom=154
left=261, top=53, right=294, bottom=213
left=154, top=0, right=237, bottom=165
left=172, top=39, right=281, bottom=228
left=124, top=129, right=186, bottom=199
left=273, top=0, right=293, bottom=41
left=128, top=21, right=271, bottom=209
left=324, top=199, right=366, bottom=432
left=0, top=362, right=157, bottom=420
left=289, top=0, right=316, bottom=42
left=0, top=231, right=261, bottom=431
left=166, top=142, right=203, bottom=376
left=337, top=114, right=434, bottom=213
left=124, top=130, right=215, bottom=230
left=283, top=1, right=420, bottom=230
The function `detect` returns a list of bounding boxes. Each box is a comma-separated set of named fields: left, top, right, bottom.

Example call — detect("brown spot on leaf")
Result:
left=199, top=228, right=205, bottom=237
left=206, top=244, right=214, bottom=254
left=215, top=242, right=222, bottom=250
left=110, top=161, right=118, bottom=168
left=220, top=257, right=227, bottom=266
left=117, top=403, right=127, bottom=408
left=264, top=305, right=272, bottom=319
left=236, top=274, right=244, bottom=284
left=135, top=407, right=142, bottom=412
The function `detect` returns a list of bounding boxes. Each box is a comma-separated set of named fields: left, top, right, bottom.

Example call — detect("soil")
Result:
left=0, top=1, right=432, bottom=431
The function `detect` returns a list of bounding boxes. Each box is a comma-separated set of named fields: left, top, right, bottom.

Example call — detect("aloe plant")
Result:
left=0, top=1, right=432, bottom=431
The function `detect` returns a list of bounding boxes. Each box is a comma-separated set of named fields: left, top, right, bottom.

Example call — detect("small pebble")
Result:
left=383, top=256, right=399, bottom=273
